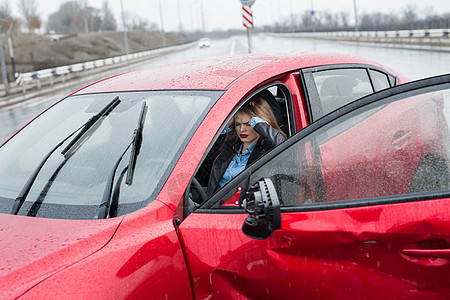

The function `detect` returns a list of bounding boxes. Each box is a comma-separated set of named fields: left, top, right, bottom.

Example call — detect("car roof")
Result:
left=73, top=52, right=391, bottom=95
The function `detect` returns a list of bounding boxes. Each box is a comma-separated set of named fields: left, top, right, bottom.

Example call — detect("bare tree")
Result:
left=1, top=1, right=20, bottom=33
left=17, top=0, right=40, bottom=32
left=300, top=10, right=314, bottom=30
left=339, top=11, right=349, bottom=28
left=0, top=0, right=10, bottom=15
left=323, top=11, right=339, bottom=29
left=125, top=12, right=157, bottom=31
left=27, top=15, right=40, bottom=30
left=47, top=0, right=117, bottom=33
left=402, top=4, right=419, bottom=29
left=262, top=2, right=449, bottom=33
left=402, top=4, right=419, bottom=21
left=76, top=0, right=90, bottom=32
left=1, top=2, right=11, bottom=31
left=101, top=1, right=117, bottom=31
left=47, top=1, right=82, bottom=33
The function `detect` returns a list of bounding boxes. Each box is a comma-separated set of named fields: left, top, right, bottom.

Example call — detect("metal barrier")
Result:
left=290, top=28, right=449, bottom=39
left=14, top=43, right=195, bottom=87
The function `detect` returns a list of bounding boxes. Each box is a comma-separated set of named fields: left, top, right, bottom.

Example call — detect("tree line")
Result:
left=0, top=0, right=118, bottom=34
left=1, top=0, right=449, bottom=35
left=269, top=4, right=449, bottom=33
left=0, top=0, right=160, bottom=34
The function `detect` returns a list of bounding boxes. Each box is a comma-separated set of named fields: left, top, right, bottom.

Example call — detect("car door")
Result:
left=178, top=74, right=450, bottom=299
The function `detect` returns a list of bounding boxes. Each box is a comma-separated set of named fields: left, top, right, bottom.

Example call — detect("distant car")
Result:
left=198, top=38, right=210, bottom=48
left=1, top=52, right=450, bottom=299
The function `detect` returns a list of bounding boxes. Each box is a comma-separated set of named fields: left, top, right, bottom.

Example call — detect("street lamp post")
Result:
left=176, top=0, right=183, bottom=33
left=353, top=0, right=359, bottom=31
left=0, top=34, right=9, bottom=95
left=189, top=1, right=206, bottom=36
left=289, top=0, right=294, bottom=32
left=200, top=1, right=206, bottom=34
left=158, top=0, right=166, bottom=47
left=7, top=37, right=16, bottom=78
left=120, top=0, right=129, bottom=64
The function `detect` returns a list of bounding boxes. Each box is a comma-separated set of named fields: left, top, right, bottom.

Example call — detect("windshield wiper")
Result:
left=98, top=102, right=147, bottom=219
left=126, top=102, right=148, bottom=185
left=11, top=97, right=121, bottom=215
left=61, top=96, right=121, bottom=156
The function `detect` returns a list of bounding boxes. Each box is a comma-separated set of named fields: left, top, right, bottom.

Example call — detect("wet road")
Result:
left=1, top=34, right=449, bottom=143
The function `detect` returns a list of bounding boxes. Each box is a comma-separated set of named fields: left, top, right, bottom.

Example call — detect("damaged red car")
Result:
left=0, top=53, right=449, bottom=299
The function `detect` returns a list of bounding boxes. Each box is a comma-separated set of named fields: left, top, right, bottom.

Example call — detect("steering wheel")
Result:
left=191, top=177, right=207, bottom=204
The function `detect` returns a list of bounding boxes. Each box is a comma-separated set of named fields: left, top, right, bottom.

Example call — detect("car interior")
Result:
left=319, top=75, right=359, bottom=115
left=188, top=84, right=294, bottom=207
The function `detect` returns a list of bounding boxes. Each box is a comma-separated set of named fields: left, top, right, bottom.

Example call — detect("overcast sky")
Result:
left=9, top=0, right=450, bottom=32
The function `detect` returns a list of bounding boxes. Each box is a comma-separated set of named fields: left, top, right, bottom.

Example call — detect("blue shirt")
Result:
left=218, top=142, right=257, bottom=188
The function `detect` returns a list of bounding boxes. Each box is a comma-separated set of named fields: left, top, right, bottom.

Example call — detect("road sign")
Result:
left=240, top=0, right=255, bottom=6
left=239, top=1, right=255, bottom=53
left=242, top=5, right=253, bottom=28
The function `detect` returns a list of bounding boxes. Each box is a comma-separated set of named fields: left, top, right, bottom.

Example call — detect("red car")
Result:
left=0, top=53, right=449, bottom=299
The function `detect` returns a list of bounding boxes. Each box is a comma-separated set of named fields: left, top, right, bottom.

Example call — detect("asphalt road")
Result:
left=1, top=34, right=449, bottom=143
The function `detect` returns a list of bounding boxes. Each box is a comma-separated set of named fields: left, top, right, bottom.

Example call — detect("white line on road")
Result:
left=230, top=37, right=236, bottom=55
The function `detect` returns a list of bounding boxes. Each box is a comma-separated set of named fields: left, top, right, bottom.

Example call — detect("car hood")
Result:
left=0, top=213, right=123, bottom=298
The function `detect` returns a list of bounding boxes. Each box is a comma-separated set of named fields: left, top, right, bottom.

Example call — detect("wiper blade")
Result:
left=98, top=102, right=147, bottom=219
left=126, top=102, right=148, bottom=185
left=61, top=96, right=121, bottom=156
left=97, top=144, right=131, bottom=219
left=11, top=138, right=72, bottom=215
left=11, top=97, right=121, bottom=215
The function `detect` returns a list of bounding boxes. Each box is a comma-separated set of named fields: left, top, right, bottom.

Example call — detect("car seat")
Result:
left=319, top=76, right=358, bottom=116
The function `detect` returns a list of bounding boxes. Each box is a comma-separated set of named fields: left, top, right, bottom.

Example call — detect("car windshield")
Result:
left=0, top=90, right=220, bottom=219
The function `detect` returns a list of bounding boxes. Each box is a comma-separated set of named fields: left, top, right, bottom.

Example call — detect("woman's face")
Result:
left=234, top=111, right=260, bottom=149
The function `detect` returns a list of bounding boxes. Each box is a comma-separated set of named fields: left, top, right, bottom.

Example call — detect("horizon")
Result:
left=6, top=0, right=450, bottom=33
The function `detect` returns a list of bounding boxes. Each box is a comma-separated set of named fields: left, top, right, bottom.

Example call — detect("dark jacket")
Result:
left=206, top=122, right=285, bottom=196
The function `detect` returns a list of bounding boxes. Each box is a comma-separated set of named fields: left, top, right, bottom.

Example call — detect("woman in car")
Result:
left=206, top=96, right=286, bottom=196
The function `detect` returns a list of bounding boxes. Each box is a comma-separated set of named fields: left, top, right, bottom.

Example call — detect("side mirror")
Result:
left=241, top=177, right=281, bottom=239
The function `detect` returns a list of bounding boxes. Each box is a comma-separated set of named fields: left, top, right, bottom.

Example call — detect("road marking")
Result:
left=230, top=37, right=236, bottom=55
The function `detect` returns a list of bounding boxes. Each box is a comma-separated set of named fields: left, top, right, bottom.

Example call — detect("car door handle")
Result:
left=392, top=130, right=412, bottom=149
left=401, top=248, right=450, bottom=258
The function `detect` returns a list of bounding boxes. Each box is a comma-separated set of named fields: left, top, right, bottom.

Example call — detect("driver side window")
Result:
left=190, top=84, right=294, bottom=206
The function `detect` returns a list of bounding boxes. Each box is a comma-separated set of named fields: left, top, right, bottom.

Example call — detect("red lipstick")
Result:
left=240, top=134, right=248, bottom=138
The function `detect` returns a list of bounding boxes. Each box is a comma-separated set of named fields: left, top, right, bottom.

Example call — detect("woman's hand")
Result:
left=249, top=116, right=268, bottom=127
left=221, top=116, right=235, bottom=135
left=227, top=115, right=235, bottom=127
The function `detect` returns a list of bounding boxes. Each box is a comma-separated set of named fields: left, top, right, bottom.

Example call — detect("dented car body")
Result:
left=0, top=53, right=449, bottom=299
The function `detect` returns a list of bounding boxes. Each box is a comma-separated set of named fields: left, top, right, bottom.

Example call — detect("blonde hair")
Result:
left=238, top=96, right=287, bottom=139
left=223, top=96, right=286, bottom=147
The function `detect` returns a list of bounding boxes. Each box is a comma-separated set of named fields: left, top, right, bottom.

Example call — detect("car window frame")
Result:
left=195, top=74, right=450, bottom=214
left=184, top=81, right=296, bottom=216
left=300, top=63, right=398, bottom=122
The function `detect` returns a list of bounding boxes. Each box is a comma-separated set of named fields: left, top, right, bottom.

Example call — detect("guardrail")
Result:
left=297, top=28, right=449, bottom=39
left=14, top=42, right=196, bottom=90
left=276, top=28, right=450, bottom=50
